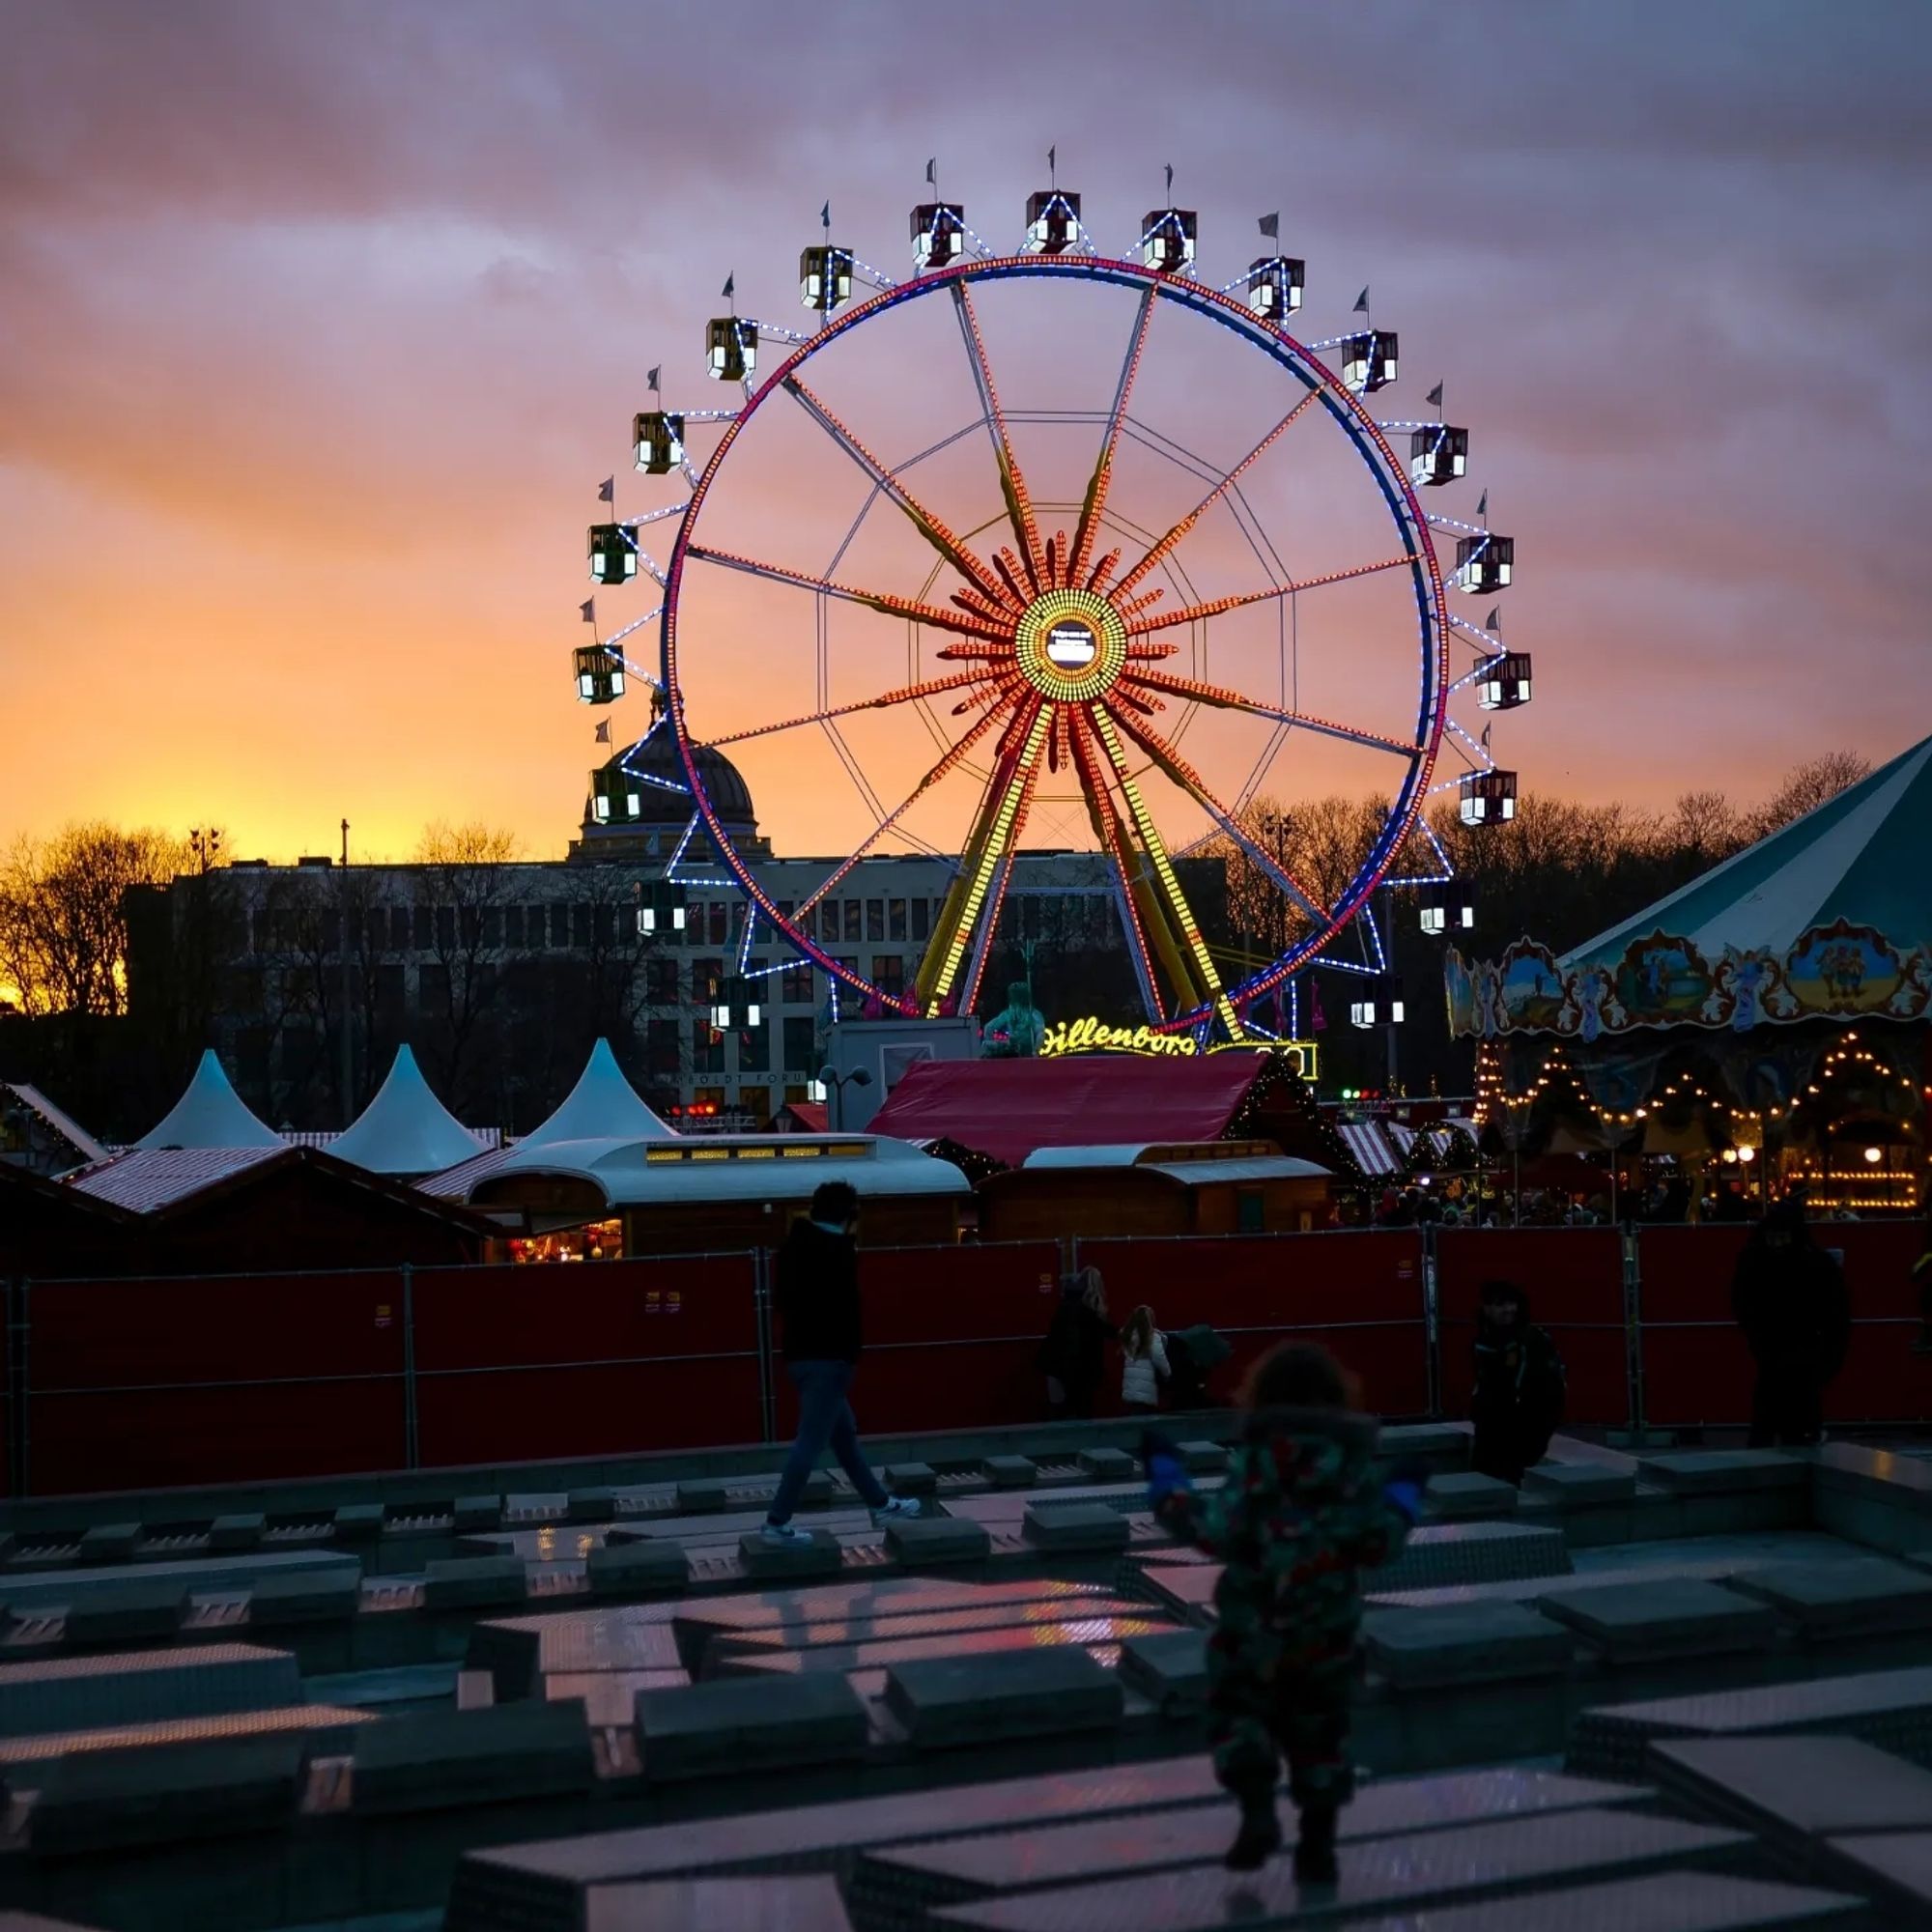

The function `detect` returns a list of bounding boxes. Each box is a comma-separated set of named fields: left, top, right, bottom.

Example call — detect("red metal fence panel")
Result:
left=1637, top=1221, right=1931, bottom=1428
left=1075, top=1230, right=1431, bottom=1419
left=23, top=1270, right=407, bottom=1493
left=411, top=1254, right=764, bottom=1466
left=1435, top=1229, right=1630, bottom=1428
left=780, top=1242, right=1065, bottom=1438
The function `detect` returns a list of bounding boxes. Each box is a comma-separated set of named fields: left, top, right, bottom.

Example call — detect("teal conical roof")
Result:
left=1561, top=733, right=1932, bottom=971
left=329, top=1045, right=482, bottom=1177
left=136, top=1049, right=282, bottom=1150
left=522, top=1038, right=674, bottom=1147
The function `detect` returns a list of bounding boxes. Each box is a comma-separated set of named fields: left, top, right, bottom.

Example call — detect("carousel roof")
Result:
left=135, top=1049, right=282, bottom=1151
left=327, top=1045, right=486, bottom=1177
left=520, top=1038, right=675, bottom=1148
left=1560, top=732, right=1932, bottom=971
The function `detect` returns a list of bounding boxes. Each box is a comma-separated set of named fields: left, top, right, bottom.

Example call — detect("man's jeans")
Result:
left=768, top=1359, right=889, bottom=1525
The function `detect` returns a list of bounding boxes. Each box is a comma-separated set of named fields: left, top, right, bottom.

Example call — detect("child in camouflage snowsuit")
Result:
left=1148, top=1342, right=1424, bottom=1880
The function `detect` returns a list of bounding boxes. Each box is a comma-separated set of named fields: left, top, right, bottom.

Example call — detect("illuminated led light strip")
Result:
left=926, top=704, right=1050, bottom=1010
left=686, top=544, right=1011, bottom=644
left=740, top=316, right=810, bottom=346
left=620, top=502, right=689, bottom=530
left=1449, top=612, right=1507, bottom=656
left=1427, top=512, right=1492, bottom=538
left=1121, top=668, right=1418, bottom=760
left=602, top=605, right=664, bottom=652
left=1068, top=713, right=1164, bottom=1020
left=1122, top=554, right=1413, bottom=636
left=703, top=669, right=997, bottom=750
left=1090, top=707, right=1240, bottom=1038
left=676, top=409, right=742, bottom=423
left=1112, top=387, right=1323, bottom=599
left=783, top=377, right=1012, bottom=607
left=613, top=526, right=669, bottom=586
left=1385, top=813, right=1456, bottom=888
left=952, top=282, right=1049, bottom=590
left=849, top=253, right=898, bottom=289
left=1067, top=288, right=1156, bottom=592
left=1361, top=902, right=1387, bottom=971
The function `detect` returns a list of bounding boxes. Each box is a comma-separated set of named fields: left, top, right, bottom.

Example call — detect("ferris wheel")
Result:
left=577, top=172, right=1531, bottom=1040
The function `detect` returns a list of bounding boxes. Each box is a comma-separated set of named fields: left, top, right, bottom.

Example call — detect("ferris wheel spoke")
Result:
left=917, top=698, right=1051, bottom=1012
left=1087, top=707, right=1242, bottom=1038
left=1112, top=388, right=1324, bottom=602
left=1120, top=668, right=1420, bottom=759
left=950, top=282, right=1049, bottom=594
left=1066, top=712, right=1166, bottom=1019
left=1121, top=554, right=1415, bottom=638
left=792, top=685, right=1027, bottom=922
left=685, top=544, right=1011, bottom=645
left=781, top=377, right=1014, bottom=611
left=1066, top=287, right=1155, bottom=592
left=701, top=668, right=1000, bottom=749
left=1100, top=698, right=1328, bottom=926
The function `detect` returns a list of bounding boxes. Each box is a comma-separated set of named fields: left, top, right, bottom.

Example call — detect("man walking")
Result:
left=1732, top=1199, right=1850, bottom=1446
left=1469, top=1280, right=1566, bottom=1485
left=761, top=1180, right=920, bottom=1547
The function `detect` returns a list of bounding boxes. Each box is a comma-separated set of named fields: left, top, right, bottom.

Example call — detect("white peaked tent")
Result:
left=136, top=1048, right=282, bottom=1151
left=328, top=1044, right=484, bottom=1177
left=522, top=1038, right=674, bottom=1148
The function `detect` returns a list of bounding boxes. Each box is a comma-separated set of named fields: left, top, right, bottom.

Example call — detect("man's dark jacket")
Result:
left=776, top=1219, right=862, bottom=1363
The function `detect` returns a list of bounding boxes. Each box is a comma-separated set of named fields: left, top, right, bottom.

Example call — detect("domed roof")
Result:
left=588, top=729, right=758, bottom=831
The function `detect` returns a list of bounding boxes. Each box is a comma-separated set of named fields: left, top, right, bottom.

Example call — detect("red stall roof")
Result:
left=867, top=1055, right=1271, bottom=1171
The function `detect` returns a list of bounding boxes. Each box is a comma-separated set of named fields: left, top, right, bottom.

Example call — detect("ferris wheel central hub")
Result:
left=1013, top=587, right=1128, bottom=702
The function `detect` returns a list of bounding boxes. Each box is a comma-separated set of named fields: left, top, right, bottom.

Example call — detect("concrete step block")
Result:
left=1637, top=1451, right=1807, bottom=1494
left=573, top=1876, right=854, bottom=1932
left=586, top=1540, right=692, bottom=1600
left=0, top=1644, right=300, bottom=1740
left=1316, top=1872, right=1866, bottom=1932
left=1376, top=1521, right=1573, bottom=1596
left=980, top=1456, right=1037, bottom=1490
left=454, top=1494, right=504, bottom=1533
left=1427, top=1472, right=1519, bottom=1519
left=353, top=1698, right=594, bottom=1814
left=1022, top=1504, right=1129, bottom=1554
left=1116, top=1629, right=1208, bottom=1713
left=1524, top=1464, right=1637, bottom=1506
left=207, top=1513, right=266, bottom=1553
left=331, top=1502, right=385, bottom=1544
left=567, top=1488, right=618, bottom=1523
left=738, top=1530, right=843, bottom=1580
left=32, top=1734, right=307, bottom=1854
left=246, top=1567, right=362, bottom=1628
left=675, top=1479, right=729, bottom=1515
left=1176, top=1441, right=1229, bottom=1475
left=884, top=1463, right=938, bottom=1496
left=1077, top=1447, right=1137, bottom=1481
left=884, top=1646, right=1122, bottom=1749
left=1365, top=1601, right=1574, bottom=1690
left=423, top=1555, right=528, bottom=1613
left=800, top=1471, right=836, bottom=1506
left=884, top=1518, right=990, bottom=1567
left=1539, top=1579, right=1776, bottom=1664
left=1818, top=1830, right=1932, bottom=1917
left=75, top=1523, right=140, bottom=1567
left=1653, top=1735, right=1932, bottom=1842
left=1726, top=1558, right=1932, bottom=1639
left=62, top=1577, right=188, bottom=1647
left=637, top=1673, right=868, bottom=1782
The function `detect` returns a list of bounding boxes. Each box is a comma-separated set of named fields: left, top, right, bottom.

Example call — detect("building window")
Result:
left=872, top=954, right=906, bottom=997
left=737, top=1022, right=771, bottom=1073
left=781, top=961, right=812, bottom=1005
left=503, top=905, right=524, bottom=948
left=646, top=1017, right=680, bottom=1077
left=911, top=897, right=930, bottom=942
left=782, top=1015, right=817, bottom=1075
left=376, top=963, right=406, bottom=1017
left=387, top=906, right=410, bottom=951
left=412, top=905, right=432, bottom=951
left=708, top=900, right=727, bottom=945
left=551, top=904, right=571, bottom=947
left=843, top=899, right=863, bottom=942
left=419, top=962, right=450, bottom=1009
left=482, top=906, right=501, bottom=947
left=889, top=898, right=907, bottom=941
left=646, top=956, right=679, bottom=1005
left=594, top=903, right=613, bottom=948
left=694, top=1024, right=726, bottom=1074
left=435, top=905, right=456, bottom=952
left=695, top=957, right=724, bottom=1005
left=867, top=899, right=885, bottom=942
left=738, top=1084, right=773, bottom=1123
left=569, top=903, right=590, bottom=949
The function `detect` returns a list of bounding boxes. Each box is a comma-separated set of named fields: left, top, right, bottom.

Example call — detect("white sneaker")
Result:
left=871, top=1495, right=922, bottom=1525
left=760, top=1522, right=814, bottom=1547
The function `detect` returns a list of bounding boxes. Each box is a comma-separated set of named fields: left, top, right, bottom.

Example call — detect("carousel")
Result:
left=1450, top=733, right=1932, bottom=1217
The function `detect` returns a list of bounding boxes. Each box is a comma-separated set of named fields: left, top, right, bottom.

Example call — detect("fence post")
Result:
left=1420, top=1227, right=1442, bottom=1422
left=1623, top=1228, right=1646, bottom=1441
left=753, top=1250, right=777, bottom=1445
left=400, top=1264, right=419, bottom=1471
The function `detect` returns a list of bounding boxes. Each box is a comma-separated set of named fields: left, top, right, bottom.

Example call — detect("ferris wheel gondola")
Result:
left=571, top=172, right=1534, bottom=1039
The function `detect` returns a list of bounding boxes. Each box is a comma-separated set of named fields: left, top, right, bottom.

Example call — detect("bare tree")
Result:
left=412, top=822, right=521, bottom=1114
left=1747, top=752, right=1872, bottom=839
left=0, top=823, right=187, bottom=1016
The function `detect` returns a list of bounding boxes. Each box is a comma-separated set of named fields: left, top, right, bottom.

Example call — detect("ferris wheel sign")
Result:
left=577, top=173, right=1529, bottom=1042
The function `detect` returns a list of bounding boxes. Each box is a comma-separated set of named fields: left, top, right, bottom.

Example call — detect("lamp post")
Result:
left=815, top=1064, right=872, bottom=1133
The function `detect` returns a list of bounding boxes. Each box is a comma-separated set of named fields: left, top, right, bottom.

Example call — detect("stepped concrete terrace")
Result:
left=5, top=1424, right=1932, bottom=1928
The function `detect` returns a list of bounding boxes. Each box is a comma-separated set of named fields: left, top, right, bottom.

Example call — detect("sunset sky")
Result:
left=3, top=0, right=1929, bottom=867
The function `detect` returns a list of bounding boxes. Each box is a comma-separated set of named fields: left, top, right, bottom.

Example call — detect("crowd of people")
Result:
left=755, top=1178, right=1897, bottom=1887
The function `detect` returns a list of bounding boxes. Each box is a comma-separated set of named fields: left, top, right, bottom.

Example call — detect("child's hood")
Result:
left=1243, top=1403, right=1381, bottom=1498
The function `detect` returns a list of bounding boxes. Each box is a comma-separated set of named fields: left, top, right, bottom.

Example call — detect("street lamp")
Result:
left=815, top=1064, right=872, bottom=1132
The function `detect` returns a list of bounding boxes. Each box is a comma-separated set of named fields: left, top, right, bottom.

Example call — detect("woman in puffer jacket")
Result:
left=1121, top=1304, right=1170, bottom=1413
